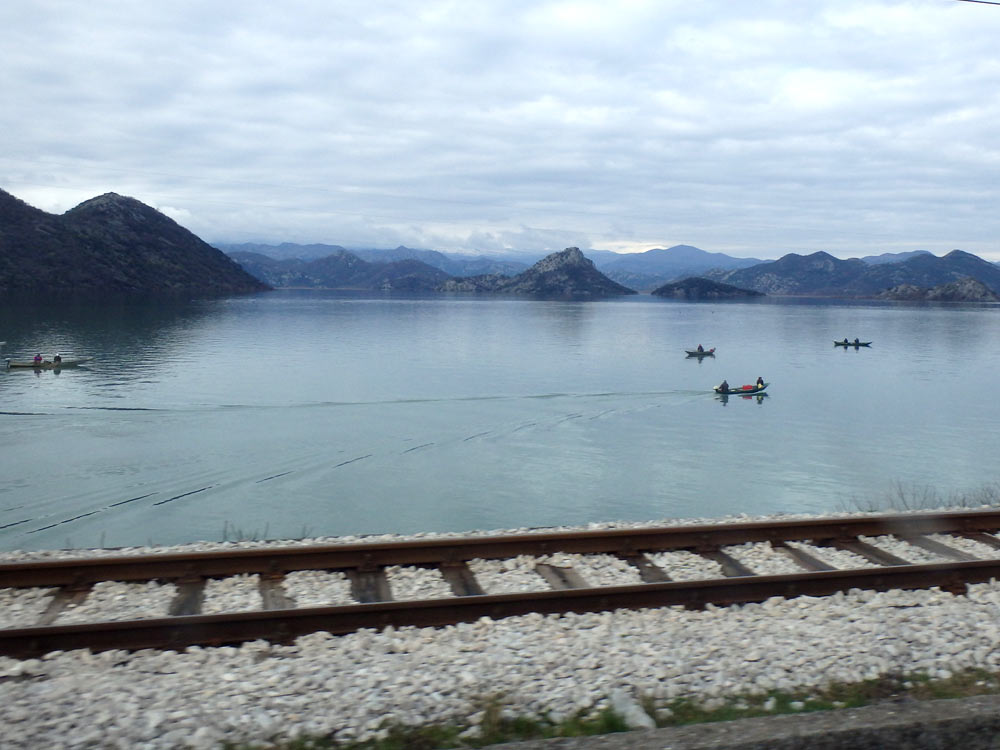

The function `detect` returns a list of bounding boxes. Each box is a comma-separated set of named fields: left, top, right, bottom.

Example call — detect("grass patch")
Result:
left=223, top=668, right=1000, bottom=750
left=224, top=701, right=629, bottom=749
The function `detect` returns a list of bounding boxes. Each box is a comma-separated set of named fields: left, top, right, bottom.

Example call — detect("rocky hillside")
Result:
left=229, top=250, right=451, bottom=291
left=708, top=250, right=1000, bottom=297
left=878, top=277, right=1000, bottom=302
left=438, top=247, right=637, bottom=297
left=651, top=277, right=765, bottom=300
left=0, top=189, right=268, bottom=297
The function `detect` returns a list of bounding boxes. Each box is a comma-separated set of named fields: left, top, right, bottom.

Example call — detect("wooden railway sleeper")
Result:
left=695, top=548, right=755, bottom=577
left=770, top=541, right=836, bottom=572
left=168, top=578, right=206, bottom=616
left=348, top=567, right=392, bottom=603
left=618, top=553, right=672, bottom=583
left=438, top=561, right=486, bottom=597
left=37, top=587, right=91, bottom=626
left=258, top=575, right=295, bottom=610
left=534, top=564, right=589, bottom=590
left=959, top=531, right=1000, bottom=550
left=830, top=538, right=911, bottom=566
left=899, top=534, right=979, bottom=562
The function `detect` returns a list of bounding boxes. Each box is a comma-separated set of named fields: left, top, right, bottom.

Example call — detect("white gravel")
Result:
left=386, top=566, right=453, bottom=600
left=3, top=508, right=1000, bottom=748
left=56, top=581, right=177, bottom=624
left=537, top=553, right=645, bottom=587
left=785, top=540, right=880, bottom=569
left=647, top=549, right=725, bottom=580
left=468, top=556, right=551, bottom=593
left=282, top=570, right=353, bottom=607
left=858, top=535, right=952, bottom=564
left=722, top=542, right=806, bottom=576
left=0, top=587, right=54, bottom=629
left=4, top=585, right=1000, bottom=748
left=201, top=574, right=261, bottom=614
left=925, top=533, right=997, bottom=559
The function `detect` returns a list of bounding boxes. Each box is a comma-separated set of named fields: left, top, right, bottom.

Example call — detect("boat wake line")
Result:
left=0, top=390, right=707, bottom=546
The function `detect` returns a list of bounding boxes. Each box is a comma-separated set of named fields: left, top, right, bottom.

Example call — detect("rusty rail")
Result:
left=3, top=509, right=1000, bottom=658
left=2, top=559, right=998, bottom=658
left=2, top=509, right=998, bottom=588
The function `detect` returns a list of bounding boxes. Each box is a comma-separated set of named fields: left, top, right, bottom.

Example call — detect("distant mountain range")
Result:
left=223, top=241, right=1000, bottom=299
left=217, top=242, right=530, bottom=278
left=227, top=249, right=452, bottom=292
left=0, top=189, right=267, bottom=297
left=4, top=186, right=998, bottom=301
left=705, top=250, right=1000, bottom=298
left=231, top=246, right=636, bottom=297
left=218, top=242, right=768, bottom=292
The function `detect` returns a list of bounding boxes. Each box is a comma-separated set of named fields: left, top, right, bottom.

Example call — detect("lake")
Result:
left=1, top=290, right=997, bottom=552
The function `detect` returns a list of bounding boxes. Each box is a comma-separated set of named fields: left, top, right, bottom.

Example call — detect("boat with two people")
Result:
left=5, top=355, right=92, bottom=370
left=686, top=345, right=716, bottom=358
left=714, top=378, right=768, bottom=395
left=834, top=339, right=872, bottom=347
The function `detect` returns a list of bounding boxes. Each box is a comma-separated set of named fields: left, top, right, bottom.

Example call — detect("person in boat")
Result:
left=53, top=354, right=62, bottom=365
left=33, top=353, right=42, bottom=365
left=853, top=338, right=860, bottom=345
left=718, top=379, right=730, bottom=393
left=697, top=344, right=704, bottom=352
left=756, top=376, right=764, bottom=388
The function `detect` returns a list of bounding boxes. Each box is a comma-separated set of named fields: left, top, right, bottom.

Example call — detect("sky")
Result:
left=3, top=1, right=1000, bottom=261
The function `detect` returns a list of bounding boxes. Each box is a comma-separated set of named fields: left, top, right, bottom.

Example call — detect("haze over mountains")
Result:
left=3, top=187, right=999, bottom=301
left=222, top=240, right=1000, bottom=300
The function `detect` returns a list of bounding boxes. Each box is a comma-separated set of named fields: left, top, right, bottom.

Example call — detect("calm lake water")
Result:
left=1, top=291, right=997, bottom=552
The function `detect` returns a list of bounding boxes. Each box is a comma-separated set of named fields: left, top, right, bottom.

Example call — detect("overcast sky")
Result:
left=3, top=1, right=999, bottom=260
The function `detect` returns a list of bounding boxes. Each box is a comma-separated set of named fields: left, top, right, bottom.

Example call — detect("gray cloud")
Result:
left=3, top=0, right=999, bottom=259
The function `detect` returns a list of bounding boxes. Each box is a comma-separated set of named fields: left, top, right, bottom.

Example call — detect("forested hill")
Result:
left=0, top=189, right=269, bottom=297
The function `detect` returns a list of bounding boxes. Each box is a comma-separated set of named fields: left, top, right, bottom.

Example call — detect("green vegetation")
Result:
left=223, top=668, right=1000, bottom=750
left=222, top=698, right=629, bottom=750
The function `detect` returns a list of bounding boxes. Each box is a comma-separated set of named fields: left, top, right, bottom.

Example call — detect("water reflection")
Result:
left=716, top=393, right=769, bottom=406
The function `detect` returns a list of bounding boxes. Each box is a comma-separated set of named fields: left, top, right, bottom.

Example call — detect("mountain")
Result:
left=0, top=189, right=268, bottom=297
left=351, top=246, right=531, bottom=277
left=857, top=250, right=934, bottom=265
left=438, top=247, right=637, bottom=297
left=709, top=250, right=1000, bottom=297
left=228, top=249, right=450, bottom=291
left=878, top=277, right=1000, bottom=302
left=595, top=245, right=765, bottom=292
left=219, top=242, right=532, bottom=277
left=215, top=242, right=350, bottom=261
left=651, top=277, right=765, bottom=300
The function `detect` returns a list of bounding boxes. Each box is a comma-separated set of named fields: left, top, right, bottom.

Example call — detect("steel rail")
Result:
left=1, top=558, right=997, bottom=659
left=3, top=509, right=999, bottom=588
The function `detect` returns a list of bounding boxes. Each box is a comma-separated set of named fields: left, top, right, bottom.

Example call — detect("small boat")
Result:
left=834, top=340, right=872, bottom=347
left=5, top=357, right=92, bottom=369
left=714, top=382, right=768, bottom=395
left=686, top=347, right=715, bottom=357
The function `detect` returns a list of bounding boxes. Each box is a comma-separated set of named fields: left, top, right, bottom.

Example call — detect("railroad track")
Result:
left=4, top=509, right=1000, bottom=659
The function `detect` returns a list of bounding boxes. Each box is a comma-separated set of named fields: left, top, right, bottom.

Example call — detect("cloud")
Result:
left=3, top=0, right=1000, bottom=260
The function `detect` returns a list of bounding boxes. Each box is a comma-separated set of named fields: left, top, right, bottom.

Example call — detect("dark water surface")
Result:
left=2, top=291, right=997, bottom=551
